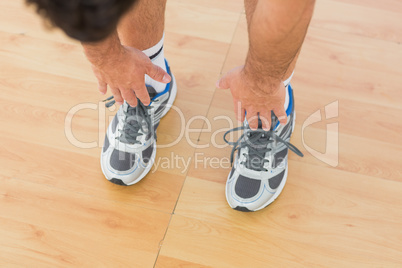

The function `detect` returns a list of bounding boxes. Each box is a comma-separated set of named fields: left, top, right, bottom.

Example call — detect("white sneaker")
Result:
left=100, top=60, right=177, bottom=185
left=224, top=85, right=303, bottom=211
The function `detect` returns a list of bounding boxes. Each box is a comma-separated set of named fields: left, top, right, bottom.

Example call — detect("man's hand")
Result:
left=83, top=32, right=171, bottom=107
left=91, top=45, right=170, bottom=106
left=216, top=65, right=287, bottom=130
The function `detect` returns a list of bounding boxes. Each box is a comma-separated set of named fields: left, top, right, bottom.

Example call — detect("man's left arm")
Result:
left=217, top=0, right=315, bottom=130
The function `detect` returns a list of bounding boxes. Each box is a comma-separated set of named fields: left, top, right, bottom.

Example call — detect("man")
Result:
left=27, top=0, right=314, bottom=212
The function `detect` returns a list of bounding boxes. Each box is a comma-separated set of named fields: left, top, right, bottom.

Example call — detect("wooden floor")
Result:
left=1, top=0, right=402, bottom=267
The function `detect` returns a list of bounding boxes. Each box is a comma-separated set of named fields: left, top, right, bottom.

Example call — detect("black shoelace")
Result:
left=223, top=126, right=303, bottom=172
left=103, top=96, right=153, bottom=145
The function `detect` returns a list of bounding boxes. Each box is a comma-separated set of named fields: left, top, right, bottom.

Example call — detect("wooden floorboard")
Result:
left=0, top=176, right=171, bottom=267
left=0, top=0, right=401, bottom=267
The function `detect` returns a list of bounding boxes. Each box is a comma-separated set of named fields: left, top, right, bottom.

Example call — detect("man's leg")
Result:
left=118, top=0, right=168, bottom=93
left=100, top=0, right=177, bottom=185
left=223, top=0, right=310, bottom=212
left=118, top=0, right=166, bottom=50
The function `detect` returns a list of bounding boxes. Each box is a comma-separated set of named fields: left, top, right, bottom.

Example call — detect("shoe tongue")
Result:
left=245, top=134, right=269, bottom=171
left=243, top=112, right=277, bottom=171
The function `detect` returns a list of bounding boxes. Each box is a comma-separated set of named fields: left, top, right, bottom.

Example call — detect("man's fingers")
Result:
left=233, top=100, right=245, bottom=122
left=121, top=88, right=138, bottom=107
left=273, top=107, right=288, bottom=125
left=147, top=64, right=171, bottom=84
left=216, top=72, right=232, bottom=89
left=258, top=111, right=272, bottom=131
left=92, top=67, right=107, bottom=95
left=246, top=110, right=260, bottom=130
left=133, top=85, right=151, bottom=106
left=240, top=108, right=245, bottom=122
left=110, top=87, right=124, bottom=105
left=97, top=79, right=107, bottom=95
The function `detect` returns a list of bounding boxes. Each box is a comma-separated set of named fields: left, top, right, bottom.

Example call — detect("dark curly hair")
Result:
left=26, top=0, right=139, bottom=42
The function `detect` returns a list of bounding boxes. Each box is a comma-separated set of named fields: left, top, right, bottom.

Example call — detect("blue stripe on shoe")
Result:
left=286, top=84, right=294, bottom=117
left=274, top=84, right=294, bottom=130
left=149, top=59, right=172, bottom=104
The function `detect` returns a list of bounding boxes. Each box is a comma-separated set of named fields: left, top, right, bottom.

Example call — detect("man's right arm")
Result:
left=83, top=31, right=124, bottom=67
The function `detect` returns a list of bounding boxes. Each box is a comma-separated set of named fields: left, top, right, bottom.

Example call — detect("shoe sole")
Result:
left=102, top=74, right=177, bottom=186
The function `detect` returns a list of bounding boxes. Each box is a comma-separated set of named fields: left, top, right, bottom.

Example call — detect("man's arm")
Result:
left=217, top=0, right=315, bottom=130
left=82, top=31, right=170, bottom=107
left=245, top=0, right=314, bottom=91
left=83, top=31, right=123, bottom=67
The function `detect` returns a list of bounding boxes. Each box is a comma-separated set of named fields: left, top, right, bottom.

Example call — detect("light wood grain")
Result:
left=162, top=163, right=402, bottom=266
left=312, top=0, right=402, bottom=43
left=0, top=176, right=171, bottom=267
left=1, top=0, right=402, bottom=267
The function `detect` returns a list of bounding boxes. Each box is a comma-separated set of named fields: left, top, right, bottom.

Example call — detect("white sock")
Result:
left=142, top=34, right=167, bottom=93
left=283, top=71, right=294, bottom=111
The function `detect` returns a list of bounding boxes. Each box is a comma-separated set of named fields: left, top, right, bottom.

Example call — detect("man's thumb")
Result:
left=148, top=64, right=171, bottom=83
left=216, top=73, right=231, bottom=89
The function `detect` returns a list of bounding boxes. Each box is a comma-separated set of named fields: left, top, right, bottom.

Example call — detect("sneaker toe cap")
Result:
left=226, top=170, right=286, bottom=212
left=101, top=146, right=153, bottom=185
left=109, top=149, right=136, bottom=172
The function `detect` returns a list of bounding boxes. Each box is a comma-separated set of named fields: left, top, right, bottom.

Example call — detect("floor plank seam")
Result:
left=152, top=11, right=244, bottom=268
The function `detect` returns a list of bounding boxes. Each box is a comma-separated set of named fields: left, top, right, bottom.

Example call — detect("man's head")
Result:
left=26, top=0, right=138, bottom=42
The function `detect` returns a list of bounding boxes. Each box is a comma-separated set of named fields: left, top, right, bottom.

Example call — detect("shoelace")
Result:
left=223, top=126, right=304, bottom=172
left=103, top=96, right=153, bottom=144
